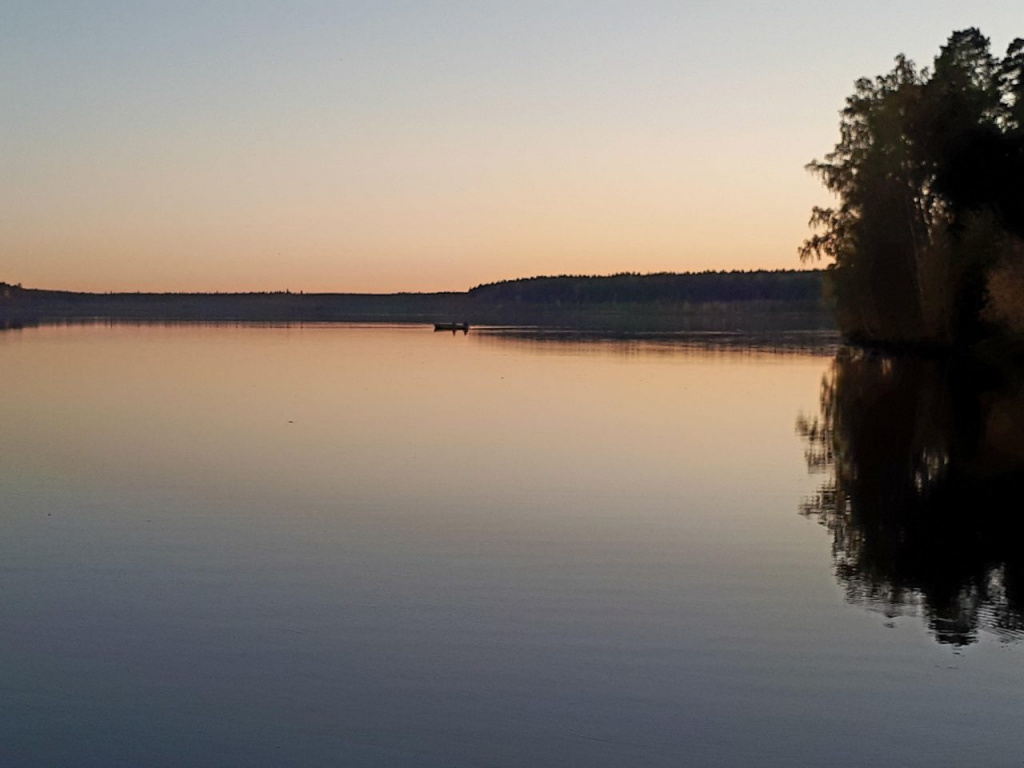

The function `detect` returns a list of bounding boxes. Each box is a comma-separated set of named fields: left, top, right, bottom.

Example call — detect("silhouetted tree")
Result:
left=802, top=29, right=1024, bottom=346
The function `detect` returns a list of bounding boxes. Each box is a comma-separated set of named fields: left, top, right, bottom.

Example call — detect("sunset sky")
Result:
left=4, top=1, right=1021, bottom=293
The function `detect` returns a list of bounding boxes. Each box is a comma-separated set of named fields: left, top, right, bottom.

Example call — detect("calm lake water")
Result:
left=2, top=323, right=1023, bottom=767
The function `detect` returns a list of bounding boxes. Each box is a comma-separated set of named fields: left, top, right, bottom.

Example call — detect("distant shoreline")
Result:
left=0, top=269, right=834, bottom=333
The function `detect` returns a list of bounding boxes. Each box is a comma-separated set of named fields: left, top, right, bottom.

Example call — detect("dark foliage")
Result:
left=802, top=29, right=1024, bottom=347
left=0, top=271, right=830, bottom=331
left=469, top=270, right=825, bottom=306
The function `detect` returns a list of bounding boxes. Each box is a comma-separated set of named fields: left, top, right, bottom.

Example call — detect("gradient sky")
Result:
left=3, top=2, right=1022, bottom=293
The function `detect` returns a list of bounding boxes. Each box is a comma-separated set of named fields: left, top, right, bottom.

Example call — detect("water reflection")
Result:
left=7, top=323, right=1024, bottom=765
left=798, top=349, right=1024, bottom=645
left=474, top=327, right=840, bottom=357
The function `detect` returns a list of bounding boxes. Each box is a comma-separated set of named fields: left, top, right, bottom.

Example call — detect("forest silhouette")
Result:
left=795, top=31, right=1024, bottom=645
left=0, top=270, right=830, bottom=332
left=802, top=29, right=1024, bottom=348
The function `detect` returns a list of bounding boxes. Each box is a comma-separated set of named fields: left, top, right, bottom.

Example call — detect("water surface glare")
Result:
left=1, top=324, right=1021, bottom=767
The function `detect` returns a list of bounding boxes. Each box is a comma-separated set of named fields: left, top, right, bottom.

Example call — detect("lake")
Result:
left=2, top=323, right=1022, bottom=767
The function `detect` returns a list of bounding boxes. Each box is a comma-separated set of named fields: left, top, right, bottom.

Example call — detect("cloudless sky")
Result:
left=3, top=1, right=1022, bottom=292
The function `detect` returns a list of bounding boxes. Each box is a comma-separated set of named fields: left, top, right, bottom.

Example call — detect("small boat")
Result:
left=434, top=322, right=470, bottom=333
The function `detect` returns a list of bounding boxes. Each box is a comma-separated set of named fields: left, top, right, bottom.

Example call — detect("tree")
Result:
left=802, top=29, right=1024, bottom=346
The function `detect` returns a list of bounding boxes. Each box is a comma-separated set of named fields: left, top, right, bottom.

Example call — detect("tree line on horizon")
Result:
left=801, top=28, right=1024, bottom=348
left=2, top=270, right=826, bottom=305
left=468, top=269, right=825, bottom=306
left=0, top=270, right=830, bottom=330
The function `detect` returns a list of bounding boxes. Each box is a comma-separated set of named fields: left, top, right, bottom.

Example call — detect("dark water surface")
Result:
left=2, top=324, right=1022, bottom=767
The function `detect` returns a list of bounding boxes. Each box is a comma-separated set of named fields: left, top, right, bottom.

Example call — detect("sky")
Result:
left=3, top=1, right=1022, bottom=293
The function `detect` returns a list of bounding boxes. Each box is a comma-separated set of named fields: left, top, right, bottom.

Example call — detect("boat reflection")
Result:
left=798, top=349, right=1024, bottom=645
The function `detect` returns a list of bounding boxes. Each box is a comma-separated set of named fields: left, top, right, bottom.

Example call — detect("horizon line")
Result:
left=3, top=267, right=826, bottom=297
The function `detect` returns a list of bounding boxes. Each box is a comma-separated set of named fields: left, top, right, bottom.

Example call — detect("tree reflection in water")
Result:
left=798, top=349, right=1024, bottom=645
